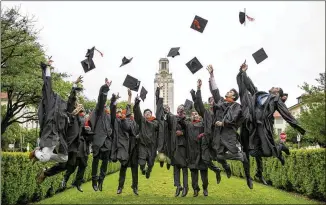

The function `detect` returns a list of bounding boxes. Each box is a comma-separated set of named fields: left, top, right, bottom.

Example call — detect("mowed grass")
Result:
left=37, top=163, right=322, bottom=204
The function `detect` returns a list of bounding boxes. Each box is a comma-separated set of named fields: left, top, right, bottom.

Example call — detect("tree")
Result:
left=1, top=6, right=72, bottom=134
left=285, top=73, right=325, bottom=147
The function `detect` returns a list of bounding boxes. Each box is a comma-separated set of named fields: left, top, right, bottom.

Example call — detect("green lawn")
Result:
left=37, top=164, right=321, bottom=204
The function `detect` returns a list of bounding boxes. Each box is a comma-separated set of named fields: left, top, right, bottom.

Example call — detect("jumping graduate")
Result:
left=111, top=89, right=139, bottom=195
left=207, top=65, right=253, bottom=189
left=89, top=78, right=113, bottom=192
left=30, top=60, right=69, bottom=177
left=61, top=112, right=95, bottom=192
left=35, top=76, right=87, bottom=184
left=133, top=86, right=164, bottom=179
left=236, top=62, right=305, bottom=182
left=164, top=95, right=189, bottom=197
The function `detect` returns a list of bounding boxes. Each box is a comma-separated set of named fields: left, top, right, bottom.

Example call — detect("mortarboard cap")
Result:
left=123, top=74, right=141, bottom=92
left=140, top=86, right=148, bottom=101
left=167, top=47, right=180, bottom=58
left=239, top=9, right=255, bottom=25
left=239, top=12, right=246, bottom=24
left=81, top=58, right=95, bottom=73
left=186, top=57, right=203, bottom=74
left=190, top=15, right=208, bottom=33
left=252, top=48, right=268, bottom=64
left=81, top=46, right=103, bottom=73
left=120, top=56, right=133, bottom=67
left=184, top=99, right=193, bottom=111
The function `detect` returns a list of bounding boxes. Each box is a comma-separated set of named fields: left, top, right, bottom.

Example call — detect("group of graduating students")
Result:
left=29, top=58, right=306, bottom=197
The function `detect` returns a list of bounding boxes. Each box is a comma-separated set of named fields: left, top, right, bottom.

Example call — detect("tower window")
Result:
left=161, top=62, right=167, bottom=69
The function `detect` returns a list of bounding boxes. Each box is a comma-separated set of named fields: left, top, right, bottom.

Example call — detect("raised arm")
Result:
left=195, top=79, right=206, bottom=118
left=110, top=93, right=119, bottom=126
left=133, top=95, right=143, bottom=125
left=95, top=78, right=111, bottom=118
left=125, top=89, right=132, bottom=116
left=207, top=65, right=221, bottom=103
left=67, top=76, right=83, bottom=113
left=238, top=62, right=258, bottom=95
left=276, top=98, right=306, bottom=135
left=155, top=85, right=164, bottom=121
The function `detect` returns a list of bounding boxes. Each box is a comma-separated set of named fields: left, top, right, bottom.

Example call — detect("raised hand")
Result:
left=206, top=64, right=213, bottom=75
left=240, top=60, right=248, bottom=72
left=75, top=75, right=83, bottom=84
left=116, top=92, right=121, bottom=99
left=197, top=79, right=202, bottom=88
left=128, top=88, right=132, bottom=97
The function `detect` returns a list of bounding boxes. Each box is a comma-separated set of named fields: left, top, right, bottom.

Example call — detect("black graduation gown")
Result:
left=89, top=84, right=112, bottom=159
left=133, top=93, right=164, bottom=166
left=186, top=120, right=207, bottom=170
left=237, top=71, right=306, bottom=156
left=110, top=95, right=135, bottom=166
left=193, top=89, right=216, bottom=162
left=162, top=112, right=174, bottom=161
left=66, top=86, right=82, bottom=153
left=38, top=72, right=68, bottom=155
left=166, top=114, right=188, bottom=168
left=209, top=80, right=243, bottom=155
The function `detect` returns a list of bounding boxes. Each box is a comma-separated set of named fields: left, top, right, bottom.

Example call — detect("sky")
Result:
left=3, top=1, right=325, bottom=113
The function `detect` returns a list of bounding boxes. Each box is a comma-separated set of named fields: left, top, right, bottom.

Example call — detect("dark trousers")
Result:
left=190, top=169, right=208, bottom=191
left=44, top=162, right=66, bottom=177
left=118, top=164, right=138, bottom=189
left=174, top=166, right=188, bottom=188
left=64, top=156, right=88, bottom=186
left=92, top=156, right=108, bottom=181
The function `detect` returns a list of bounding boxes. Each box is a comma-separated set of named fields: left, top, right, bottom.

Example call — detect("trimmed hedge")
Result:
left=1, top=152, right=121, bottom=205
left=218, top=148, right=326, bottom=201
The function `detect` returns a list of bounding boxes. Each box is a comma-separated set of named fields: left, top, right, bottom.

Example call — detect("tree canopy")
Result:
left=285, top=73, right=325, bottom=147
left=1, top=6, right=72, bottom=134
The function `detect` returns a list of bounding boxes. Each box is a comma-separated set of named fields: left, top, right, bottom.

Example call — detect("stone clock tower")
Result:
left=154, top=58, right=174, bottom=114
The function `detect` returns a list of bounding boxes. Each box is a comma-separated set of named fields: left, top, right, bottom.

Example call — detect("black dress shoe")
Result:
left=76, top=185, right=83, bottom=192
left=225, top=167, right=232, bottom=178
left=278, top=155, right=285, bottom=166
left=181, top=187, right=188, bottom=197
left=166, top=163, right=171, bottom=170
left=193, top=188, right=200, bottom=197
left=92, top=179, right=98, bottom=191
left=203, top=189, right=208, bottom=196
left=175, top=186, right=183, bottom=197
left=255, top=174, right=268, bottom=185
left=145, top=171, right=151, bottom=179
left=98, top=179, right=103, bottom=191
left=215, top=168, right=221, bottom=184
left=141, top=169, right=146, bottom=175
left=117, top=187, right=123, bottom=194
left=132, top=187, right=139, bottom=195
left=246, top=177, right=253, bottom=189
left=160, top=161, right=164, bottom=167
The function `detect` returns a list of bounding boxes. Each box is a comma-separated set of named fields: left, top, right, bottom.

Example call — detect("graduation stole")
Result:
left=192, top=119, right=201, bottom=124
left=146, top=116, right=156, bottom=121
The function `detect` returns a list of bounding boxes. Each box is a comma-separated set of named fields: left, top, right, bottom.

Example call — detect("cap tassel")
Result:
left=95, top=48, right=104, bottom=57
left=246, top=15, right=255, bottom=22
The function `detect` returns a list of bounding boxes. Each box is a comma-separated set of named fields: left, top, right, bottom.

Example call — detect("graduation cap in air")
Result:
left=184, top=99, right=193, bottom=111
left=140, top=86, right=148, bottom=101
left=167, top=47, right=180, bottom=58
left=120, top=57, right=133, bottom=67
left=123, top=74, right=141, bottom=92
left=190, top=15, right=208, bottom=33
left=186, top=57, right=203, bottom=74
left=239, top=9, right=255, bottom=25
left=81, top=46, right=103, bottom=73
left=252, top=48, right=268, bottom=64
